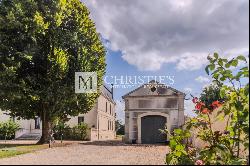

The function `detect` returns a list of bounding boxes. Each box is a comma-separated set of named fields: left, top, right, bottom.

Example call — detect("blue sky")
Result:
left=105, top=43, right=216, bottom=121
left=105, top=46, right=210, bottom=99
left=84, top=0, right=249, bottom=122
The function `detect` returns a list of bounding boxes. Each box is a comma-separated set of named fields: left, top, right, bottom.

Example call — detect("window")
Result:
left=110, top=121, right=112, bottom=131
left=108, top=120, right=113, bottom=131
left=111, top=121, right=113, bottom=131
left=78, top=117, right=84, bottom=125
left=35, top=117, right=40, bottom=129
left=110, top=104, right=112, bottom=115
left=106, top=102, right=108, bottom=112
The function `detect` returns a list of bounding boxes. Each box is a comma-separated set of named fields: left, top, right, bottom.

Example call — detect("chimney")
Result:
left=111, top=84, right=114, bottom=99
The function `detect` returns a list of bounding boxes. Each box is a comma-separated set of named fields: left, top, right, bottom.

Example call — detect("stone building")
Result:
left=122, top=80, right=185, bottom=144
left=0, top=85, right=116, bottom=141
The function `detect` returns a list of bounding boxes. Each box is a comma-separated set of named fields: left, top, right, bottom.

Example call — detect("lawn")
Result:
left=0, top=141, right=74, bottom=159
left=0, top=144, right=48, bottom=159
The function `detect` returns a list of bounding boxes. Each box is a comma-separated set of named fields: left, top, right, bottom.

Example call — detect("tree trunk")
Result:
left=37, top=110, right=52, bottom=144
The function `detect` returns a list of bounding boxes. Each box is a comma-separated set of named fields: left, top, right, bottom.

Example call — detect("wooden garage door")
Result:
left=141, top=115, right=166, bottom=144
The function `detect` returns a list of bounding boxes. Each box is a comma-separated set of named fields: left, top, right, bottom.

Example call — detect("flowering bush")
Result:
left=166, top=53, right=249, bottom=165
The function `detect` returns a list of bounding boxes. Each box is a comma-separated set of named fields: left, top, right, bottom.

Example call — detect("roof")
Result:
left=101, top=85, right=116, bottom=105
left=122, top=80, right=185, bottom=99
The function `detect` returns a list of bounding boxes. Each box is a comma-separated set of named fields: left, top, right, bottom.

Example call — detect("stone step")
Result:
left=16, top=133, right=41, bottom=140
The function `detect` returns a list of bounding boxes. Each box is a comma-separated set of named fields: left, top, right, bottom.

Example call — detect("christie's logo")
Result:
left=75, top=72, right=97, bottom=93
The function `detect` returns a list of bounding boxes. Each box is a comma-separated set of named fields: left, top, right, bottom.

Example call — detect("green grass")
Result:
left=0, top=144, right=48, bottom=159
left=0, top=142, right=73, bottom=159
left=116, top=135, right=124, bottom=139
left=0, top=150, right=26, bottom=159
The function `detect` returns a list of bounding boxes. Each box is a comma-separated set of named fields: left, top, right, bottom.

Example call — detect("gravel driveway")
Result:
left=0, top=140, right=169, bottom=165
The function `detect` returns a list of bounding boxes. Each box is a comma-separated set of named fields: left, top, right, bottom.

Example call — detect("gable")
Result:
left=122, top=80, right=184, bottom=98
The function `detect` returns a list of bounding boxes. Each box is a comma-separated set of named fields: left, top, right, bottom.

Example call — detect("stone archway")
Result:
left=137, top=112, right=170, bottom=144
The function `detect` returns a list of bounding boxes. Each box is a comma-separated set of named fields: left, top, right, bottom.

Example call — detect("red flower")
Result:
left=192, top=97, right=198, bottom=103
left=211, top=100, right=222, bottom=109
left=201, top=108, right=210, bottom=114
left=195, top=102, right=205, bottom=111
left=195, top=160, right=204, bottom=165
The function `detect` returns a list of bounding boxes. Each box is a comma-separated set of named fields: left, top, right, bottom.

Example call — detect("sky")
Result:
left=83, top=0, right=249, bottom=122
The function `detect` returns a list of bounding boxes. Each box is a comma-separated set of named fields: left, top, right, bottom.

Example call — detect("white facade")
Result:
left=0, top=86, right=116, bottom=141
left=67, top=92, right=116, bottom=140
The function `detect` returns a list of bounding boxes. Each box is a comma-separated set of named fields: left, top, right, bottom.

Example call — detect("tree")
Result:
left=0, top=0, right=106, bottom=144
left=115, top=120, right=125, bottom=135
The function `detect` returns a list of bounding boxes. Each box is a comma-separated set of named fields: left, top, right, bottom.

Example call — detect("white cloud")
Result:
left=176, top=52, right=209, bottom=71
left=84, top=0, right=249, bottom=71
left=195, top=76, right=210, bottom=83
left=184, top=87, right=192, bottom=93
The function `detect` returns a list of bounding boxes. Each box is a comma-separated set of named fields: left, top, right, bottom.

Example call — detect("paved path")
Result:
left=0, top=140, right=169, bottom=165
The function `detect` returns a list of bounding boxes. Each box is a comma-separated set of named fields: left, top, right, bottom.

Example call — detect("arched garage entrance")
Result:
left=141, top=115, right=166, bottom=144
left=138, top=112, right=169, bottom=144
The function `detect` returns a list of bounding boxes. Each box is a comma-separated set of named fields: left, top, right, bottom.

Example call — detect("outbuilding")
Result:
left=122, top=80, right=185, bottom=144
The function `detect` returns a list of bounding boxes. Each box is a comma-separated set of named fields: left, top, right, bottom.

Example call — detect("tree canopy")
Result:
left=0, top=0, right=106, bottom=143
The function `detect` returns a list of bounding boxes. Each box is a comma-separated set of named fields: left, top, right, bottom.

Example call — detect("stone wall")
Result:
left=124, top=94, right=185, bottom=143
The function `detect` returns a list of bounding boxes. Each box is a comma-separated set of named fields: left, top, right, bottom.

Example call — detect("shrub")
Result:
left=72, top=123, right=89, bottom=140
left=0, top=120, right=20, bottom=140
left=53, top=122, right=89, bottom=141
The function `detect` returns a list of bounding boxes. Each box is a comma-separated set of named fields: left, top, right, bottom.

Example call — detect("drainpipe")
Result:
left=97, top=102, right=100, bottom=140
left=97, top=118, right=99, bottom=140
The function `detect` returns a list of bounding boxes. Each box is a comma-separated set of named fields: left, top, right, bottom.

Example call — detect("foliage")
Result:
left=0, top=0, right=106, bottom=143
left=165, top=128, right=194, bottom=165
left=199, top=84, right=225, bottom=110
left=72, top=123, right=89, bottom=140
left=207, top=53, right=249, bottom=159
left=166, top=53, right=249, bottom=165
left=115, top=120, right=125, bottom=135
left=0, top=120, right=20, bottom=140
left=53, top=122, right=89, bottom=140
left=53, top=121, right=70, bottom=137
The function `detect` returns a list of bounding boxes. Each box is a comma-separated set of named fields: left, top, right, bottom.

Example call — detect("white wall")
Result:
left=67, top=103, right=98, bottom=128
left=0, top=110, right=11, bottom=122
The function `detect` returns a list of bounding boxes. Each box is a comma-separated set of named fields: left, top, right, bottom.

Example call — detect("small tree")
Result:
left=0, top=120, right=20, bottom=141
